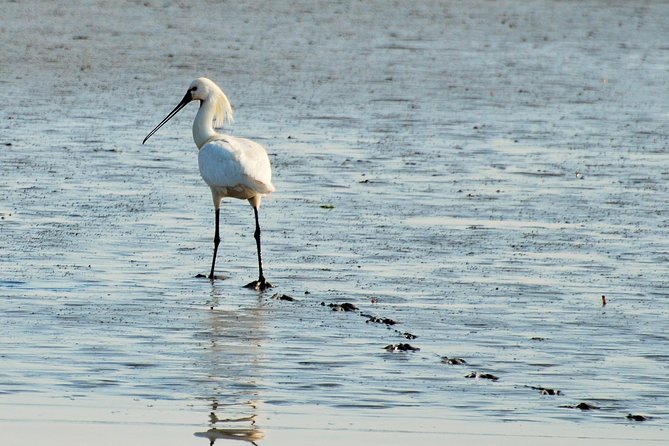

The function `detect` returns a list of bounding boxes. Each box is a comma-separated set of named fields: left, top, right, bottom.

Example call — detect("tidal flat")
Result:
left=1, top=1, right=668, bottom=444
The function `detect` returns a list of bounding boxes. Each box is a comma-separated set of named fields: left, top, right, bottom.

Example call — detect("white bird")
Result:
left=143, top=77, right=275, bottom=290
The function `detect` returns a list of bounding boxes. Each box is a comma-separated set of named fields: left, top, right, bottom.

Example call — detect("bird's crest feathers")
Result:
left=212, top=88, right=233, bottom=128
left=204, top=78, right=233, bottom=128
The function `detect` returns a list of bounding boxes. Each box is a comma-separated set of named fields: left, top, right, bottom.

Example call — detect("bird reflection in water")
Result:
left=194, top=398, right=264, bottom=445
left=195, top=290, right=266, bottom=445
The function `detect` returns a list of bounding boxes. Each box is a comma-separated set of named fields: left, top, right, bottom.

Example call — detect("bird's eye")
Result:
left=190, top=86, right=197, bottom=92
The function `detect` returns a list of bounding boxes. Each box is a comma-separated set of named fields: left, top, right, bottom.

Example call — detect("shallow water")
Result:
left=1, top=0, right=668, bottom=444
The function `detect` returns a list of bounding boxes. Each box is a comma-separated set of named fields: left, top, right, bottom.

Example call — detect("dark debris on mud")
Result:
left=528, top=385, right=562, bottom=396
left=361, top=313, right=397, bottom=325
left=626, top=413, right=650, bottom=422
left=384, top=343, right=420, bottom=352
left=441, top=356, right=467, bottom=365
left=296, top=295, right=651, bottom=421
left=322, top=302, right=358, bottom=312
left=465, top=371, right=499, bottom=381
left=562, top=402, right=599, bottom=411
left=272, top=293, right=297, bottom=302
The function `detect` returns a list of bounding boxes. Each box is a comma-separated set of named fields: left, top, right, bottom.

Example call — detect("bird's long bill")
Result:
left=142, top=91, right=192, bottom=144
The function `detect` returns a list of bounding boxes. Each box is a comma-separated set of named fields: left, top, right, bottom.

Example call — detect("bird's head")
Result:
left=188, top=78, right=234, bottom=128
left=142, top=77, right=233, bottom=144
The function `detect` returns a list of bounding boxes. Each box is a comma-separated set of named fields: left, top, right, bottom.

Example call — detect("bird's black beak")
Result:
left=142, top=90, right=192, bottom=144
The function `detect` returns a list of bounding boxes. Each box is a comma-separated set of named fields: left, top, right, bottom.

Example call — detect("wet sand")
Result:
left=1, top=0, right=669, bottom=444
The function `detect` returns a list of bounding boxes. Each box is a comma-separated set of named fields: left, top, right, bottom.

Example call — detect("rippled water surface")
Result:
left=1, top=1, right=668, bottom=444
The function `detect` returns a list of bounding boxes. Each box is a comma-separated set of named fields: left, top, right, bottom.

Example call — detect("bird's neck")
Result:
left=192, top=99, right=219, bottom=149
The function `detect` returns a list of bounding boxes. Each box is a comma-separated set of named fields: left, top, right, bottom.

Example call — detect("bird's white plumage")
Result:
left=198, top=134, right=275, bottom=205
left=186, top=78, right=275, bottom=209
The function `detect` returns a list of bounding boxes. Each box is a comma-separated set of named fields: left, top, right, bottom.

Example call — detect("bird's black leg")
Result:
left=208, top=207, right=221, bottom=280
left=244, top=206, right=272, bottom=290
left=254, top=206, right=265, bottom=283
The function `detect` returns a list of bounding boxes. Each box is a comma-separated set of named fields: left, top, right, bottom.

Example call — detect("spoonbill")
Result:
left=143, top=78, right=275, bottom=290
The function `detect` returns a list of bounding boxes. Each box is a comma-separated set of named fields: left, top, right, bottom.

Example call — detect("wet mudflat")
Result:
left=1, top=1, right=668, bottom=444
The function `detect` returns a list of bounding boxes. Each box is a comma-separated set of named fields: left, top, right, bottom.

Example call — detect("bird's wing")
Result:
left=227, top=135, right=275, bottom=192
left=198, top=136, right=275, bottom=194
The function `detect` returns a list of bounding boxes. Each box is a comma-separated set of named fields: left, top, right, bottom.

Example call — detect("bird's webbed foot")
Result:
left=244, top=278, right=273, bottom=291
left=196, top=273, right=226, bottom=280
